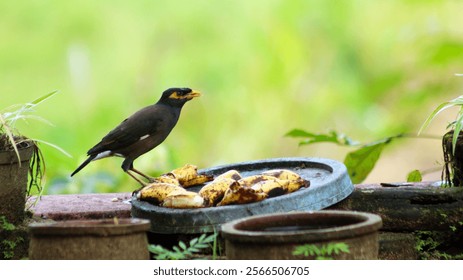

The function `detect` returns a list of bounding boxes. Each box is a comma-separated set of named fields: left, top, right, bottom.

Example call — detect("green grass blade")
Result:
left=0, top=113, right=21, bottom=164
left=32, top=139, right=72, bottom=158
left=451, top=106, right=463, bottom=154
left=419, top=101, right=454, bottom=135
left=25, top=90, right=59, bottom=109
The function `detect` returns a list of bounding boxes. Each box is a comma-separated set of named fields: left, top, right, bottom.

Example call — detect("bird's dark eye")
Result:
left=179, top=88, right=192, bottom=95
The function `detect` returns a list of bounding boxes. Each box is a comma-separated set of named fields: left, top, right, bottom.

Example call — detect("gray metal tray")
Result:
left=131, top=157, right=354, bottom=234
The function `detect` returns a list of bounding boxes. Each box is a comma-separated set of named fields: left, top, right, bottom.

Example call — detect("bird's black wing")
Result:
left=87, top=105, right=178, bottom=155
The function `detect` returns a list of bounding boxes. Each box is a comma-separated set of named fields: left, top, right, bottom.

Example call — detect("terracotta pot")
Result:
left=0, top=141, right=34, bottom=224
left=28, top=218, right=150, bottom=260
left=221, top=210, right=382, bottom=260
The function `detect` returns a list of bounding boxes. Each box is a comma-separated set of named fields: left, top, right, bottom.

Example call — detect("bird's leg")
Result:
left=130, top=167, right=156, bottom=183
left=125, top=170, right=148, bottom=187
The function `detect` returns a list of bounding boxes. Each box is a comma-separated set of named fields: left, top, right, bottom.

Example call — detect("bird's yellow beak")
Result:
left=188, top=89, right=201, bottom=98
left=169, top=89, right=202, bottom=100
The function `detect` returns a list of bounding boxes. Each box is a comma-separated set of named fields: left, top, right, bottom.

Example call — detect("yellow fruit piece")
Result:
left=261, top=169, right=301, bottom=181
left=152, top=175, right=180, bottom=185
left=199, top=178, right=239, bottom=206
left=182, top=174, right=214, bottom=187
left=217, top=183, right=267, bottom=206
left=161, top=191, right=205, bottom=208
left=285, top=178, right=310, bottom=193
left=166, top=164, right=213, bottom=187
left=238, top=175, right=279, bottom=188
left=216, top=169, right=242, bottom=181
left=262, top=169, right=309, bottom=192
left=251, top=178, right=287, bottom=197
left=136, top=183, right=186, bottom=204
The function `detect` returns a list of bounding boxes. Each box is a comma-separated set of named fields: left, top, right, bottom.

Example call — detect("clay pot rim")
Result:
left=0, top=139, right=35, bottom=164
left=221, top=210, right=382, bottom=243
left=29, top=218, right=151, bottom=237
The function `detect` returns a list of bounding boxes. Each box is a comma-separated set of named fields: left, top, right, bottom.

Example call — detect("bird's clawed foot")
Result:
left=126, top=167, right=156, bottom=187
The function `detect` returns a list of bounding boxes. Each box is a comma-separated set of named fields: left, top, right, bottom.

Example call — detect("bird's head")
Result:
left=159, top=87, right=201, bottom=106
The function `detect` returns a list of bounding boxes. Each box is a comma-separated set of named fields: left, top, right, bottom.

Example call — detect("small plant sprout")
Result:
left=148, top=233, right=217, bottom=260
left=0, top=90, right=71, bottom=160
left=1, top=91, right=71, bottom=198
left=419, top=95, right=463, bottom=155
left=292, top=242, right=350, bottom=260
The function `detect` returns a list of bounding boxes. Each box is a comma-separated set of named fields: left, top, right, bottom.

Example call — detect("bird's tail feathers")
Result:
left=70, top=155, right=97, bottom=177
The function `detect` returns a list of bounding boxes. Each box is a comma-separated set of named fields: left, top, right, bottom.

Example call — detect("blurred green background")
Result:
left=1, top=0, right=463, bottom=194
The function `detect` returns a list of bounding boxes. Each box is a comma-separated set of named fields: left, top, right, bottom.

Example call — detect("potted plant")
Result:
left=0, top=91, right=63, bottom=259
left=419, top=95, right=463, bottom=187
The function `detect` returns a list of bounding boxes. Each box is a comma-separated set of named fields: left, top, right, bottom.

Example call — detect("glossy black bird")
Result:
left=70, top=87, right=201, bottom=185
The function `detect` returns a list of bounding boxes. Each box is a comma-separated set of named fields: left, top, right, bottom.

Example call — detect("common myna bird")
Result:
left=71, top=87, right=201, bottom=185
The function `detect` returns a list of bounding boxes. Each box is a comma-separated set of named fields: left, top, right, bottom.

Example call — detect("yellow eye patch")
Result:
left=169, top=90, right=201, bottom=100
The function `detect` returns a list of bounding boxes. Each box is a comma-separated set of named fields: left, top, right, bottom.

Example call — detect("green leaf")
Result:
left=419, top=95, right=463, bottom=136
left=344, top=140, right=389, bottom=184
left=202, top=233, right=217, bottom=244
left=172, top=246, right=182, bottom=253
left=407, top=170, right=423, bottom=182
left=178, top=241, right=187, bottom=250
left=26, top=90, right=59, bottom=109
left=285, top=129, right=360, bottom=146
left=189, top=237, right=198, bottom=247
left=148, top=233, right=216, bottom=260
left=452, top=106, right=463, bottom=154
left=285, top=129, right=316, bottom=138
left=187, top=247, right=200, bottom=253
left=336, top=243, right=350, bottom=254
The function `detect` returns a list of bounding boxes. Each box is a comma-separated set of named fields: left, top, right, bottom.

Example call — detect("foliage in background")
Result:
left=286, top=129, right=407, bottom=183
left=148, top=233, right=217, bottom=260
left=1, top=1, right=463, bottom=193
left=0, top=216, right=23, bottom=259
left=293, top=242, right=350, bottom=260
left=286, top=129, right=445, bottom=184
left=415, top=216, right=463, bottom=260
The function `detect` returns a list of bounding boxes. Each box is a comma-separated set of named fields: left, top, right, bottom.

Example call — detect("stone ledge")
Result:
left=30, top=193, right=132, bottom=221
left=30, top=181, right=463, bottom=231
left=27, top=181, right=463, bottom=260
left=331, top=181, right=463, bottom=231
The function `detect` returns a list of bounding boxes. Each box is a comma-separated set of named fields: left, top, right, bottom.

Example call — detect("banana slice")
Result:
left=261, top=169, right=302, bottom=181
left=217, top=183, right=267, bottom=206
left=136, top=183, right=186, bottom=204
left=238, top=175, right=279, bottom=187
left=251, top=178, right=287, bottom=198
left=152, top=174, right=181, bottom=185
left=216, top=169, right=242, bottom=181
left=285, top=178, right=310, bottom=193
left=262, top=169, right=309, bottom=192
left=161, top=191, right=205, bottom=208
left=167, top=164, right=213, bottom=187
left=199, top=178, right=239, bottom=206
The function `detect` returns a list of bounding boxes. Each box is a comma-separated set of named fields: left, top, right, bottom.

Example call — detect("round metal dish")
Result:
left=131, top=157, right=354, bottom=234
